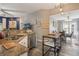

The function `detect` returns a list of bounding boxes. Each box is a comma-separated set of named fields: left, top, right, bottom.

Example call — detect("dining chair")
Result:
left=65, top=32, right=73, bottom=43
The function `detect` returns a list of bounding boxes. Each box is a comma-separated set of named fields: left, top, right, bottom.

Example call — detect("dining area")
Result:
left=19, top=3, right=79, bottom=56
left=41, top=31, right=67, bottom=56
left=0, top=3, right=79, bottom=56
left=30, top=30, right=78, bottom=56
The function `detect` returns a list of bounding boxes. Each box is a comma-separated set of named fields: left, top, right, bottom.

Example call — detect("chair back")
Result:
left=70, top=32, right=73, bottom=37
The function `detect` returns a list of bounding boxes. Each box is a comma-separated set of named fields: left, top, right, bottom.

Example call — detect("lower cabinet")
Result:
left=19, top=36, right=28, bottom=47
left=19, top=33, right=36, bottom=49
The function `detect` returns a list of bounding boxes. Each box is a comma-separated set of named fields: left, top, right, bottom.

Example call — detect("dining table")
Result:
left=42, top=32, right=62, bottom=56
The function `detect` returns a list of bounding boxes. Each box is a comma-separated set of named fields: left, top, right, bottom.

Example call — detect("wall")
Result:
left=15, top=14, right=30, bottom=30
left=25, top=3, right=79, bottom=41
left=26, top=9, right=50, bottom=41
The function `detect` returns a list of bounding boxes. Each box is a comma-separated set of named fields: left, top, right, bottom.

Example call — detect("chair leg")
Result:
left=54, top=50, right=56, bottom=56
left=65, top=39, right=66, bottom=43
left=57, top=48, right=60, bottom=56
left=64, top=37, right=66, bottom=43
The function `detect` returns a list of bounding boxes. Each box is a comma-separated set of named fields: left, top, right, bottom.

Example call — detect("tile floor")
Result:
left=26, top=37, right=79, bottom=56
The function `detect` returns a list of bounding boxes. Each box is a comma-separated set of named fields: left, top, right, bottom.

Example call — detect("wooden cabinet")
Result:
left=28, top=33, right=36, bottom=49
left=19, top=36, right=28, bottom=47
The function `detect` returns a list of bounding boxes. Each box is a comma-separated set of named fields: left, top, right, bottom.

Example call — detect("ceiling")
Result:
left=50, top=9, right=79, bottom=21
left=0, top=3, right=57, bottom=14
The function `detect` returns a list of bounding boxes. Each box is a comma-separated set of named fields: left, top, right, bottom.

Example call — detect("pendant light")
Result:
left=59, top=3, right=64, bottom=15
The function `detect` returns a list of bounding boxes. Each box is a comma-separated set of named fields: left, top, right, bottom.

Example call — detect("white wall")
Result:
left=25, top=10, right=49, bottom=41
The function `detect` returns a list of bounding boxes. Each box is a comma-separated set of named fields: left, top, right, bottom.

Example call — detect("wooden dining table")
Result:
left=42, top=32, right=62, bottom=56
left=48, top=32, right=62, bottom=36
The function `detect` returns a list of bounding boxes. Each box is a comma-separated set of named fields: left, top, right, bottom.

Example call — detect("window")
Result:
left=0, top=23, right=2, bottom=31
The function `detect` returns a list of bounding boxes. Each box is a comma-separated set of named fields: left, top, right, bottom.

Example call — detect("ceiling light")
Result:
left=60, top=8, right=63, bottom=12
left=61, top=12, right=64, bottom=15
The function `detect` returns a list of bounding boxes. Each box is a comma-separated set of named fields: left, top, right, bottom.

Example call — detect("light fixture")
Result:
left=59, top=3, right=64, bottom=15
left=0, top=8, right=14, bottom=17
left=60, top=8, right=63, bottom=12
left=61, top=12, right=64, bottom=15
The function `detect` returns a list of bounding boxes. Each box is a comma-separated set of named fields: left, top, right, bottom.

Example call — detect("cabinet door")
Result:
left=28, top=33, right=36, bottom=49
left=19, top=36, right=28, bottom=47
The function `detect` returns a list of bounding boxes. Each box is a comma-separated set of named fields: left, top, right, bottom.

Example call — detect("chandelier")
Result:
left=59, top=3, right=64, bottom=15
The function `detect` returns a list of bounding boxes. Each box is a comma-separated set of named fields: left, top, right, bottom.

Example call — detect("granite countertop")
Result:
left=0, top=40, right=28, bottom=56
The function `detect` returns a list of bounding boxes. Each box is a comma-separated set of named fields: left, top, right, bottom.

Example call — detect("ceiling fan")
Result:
left=0, top=8, right=26, bottom=16
left=1, top=8, right=25, bottom=13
